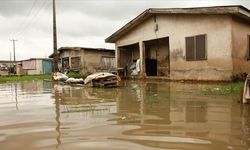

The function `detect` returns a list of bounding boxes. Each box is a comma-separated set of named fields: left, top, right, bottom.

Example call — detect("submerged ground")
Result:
left=0, top=80, right=249, bottom=150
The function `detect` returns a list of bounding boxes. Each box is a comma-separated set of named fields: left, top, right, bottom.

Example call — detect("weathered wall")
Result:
left=144, top=38, right=170, bottom=76
left=231, top=17, right=250, bottom=78
left=27, top=60, right=43, bottom=75
left=115, top=14, right=233, bottom=81
left=60, top=50, right=83, bottom=71
left=157, top=40, right=169, bottom=76
left=119, top=44, right=140, bottom=75
left=60, top=50, right=115, bottom=74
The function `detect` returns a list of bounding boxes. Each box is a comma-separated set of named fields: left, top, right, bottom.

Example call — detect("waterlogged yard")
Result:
left=0, top=80, right=249, bottom=150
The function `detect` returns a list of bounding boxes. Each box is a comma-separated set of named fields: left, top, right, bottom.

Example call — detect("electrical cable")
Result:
left=12, top=0, right=38, bottom=37
left=16, top=0, right=51, bottom=38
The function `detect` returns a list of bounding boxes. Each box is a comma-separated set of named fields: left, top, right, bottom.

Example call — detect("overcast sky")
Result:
left=0, top=0, right=249, bottom=60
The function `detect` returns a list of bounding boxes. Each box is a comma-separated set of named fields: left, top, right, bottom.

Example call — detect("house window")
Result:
left=186, top=34, right=207, bottom=61
left=101, top=57, right=115, bottom=69
left=62, top=57, right=69, bottom=71
left=71, top=57, right=80, bottom=69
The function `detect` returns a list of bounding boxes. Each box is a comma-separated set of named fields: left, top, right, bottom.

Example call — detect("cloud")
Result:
left=0, top=0, right=249, bottom=60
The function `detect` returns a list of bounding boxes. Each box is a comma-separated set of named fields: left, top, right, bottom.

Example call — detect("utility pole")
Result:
left=10, top=39, right=17, bottom=74
left=10, top=52, right=11, bottom=61
left=9, top=39, right=17, bottom=63
left=53, top=0, right=59, bottom=72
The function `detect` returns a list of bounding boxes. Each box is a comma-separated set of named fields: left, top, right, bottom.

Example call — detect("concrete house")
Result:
left=21, top=58, right=52, bottom=75
left=57, top=47, right=115, bottom=74
left=105, top=6, right=250, bottom=81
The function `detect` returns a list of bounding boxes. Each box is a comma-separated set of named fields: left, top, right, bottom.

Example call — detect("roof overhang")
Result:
left=58, top=47, right=114, bottom=52
left=105, top=5, right=250, bottom=43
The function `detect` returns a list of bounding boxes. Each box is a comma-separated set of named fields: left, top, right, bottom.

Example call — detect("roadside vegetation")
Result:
left=200, top=82, right=244, bottom=96
left=0, top=72, right=89, bottom=83
left=0, top=74, right=51, bottom=83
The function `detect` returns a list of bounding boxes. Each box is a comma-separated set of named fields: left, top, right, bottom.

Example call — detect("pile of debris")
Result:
left=84, top=72, right=121, bottom=87
left=53, top=72, right=84, bottom=84
left=53, top=72, right=120, bottom=87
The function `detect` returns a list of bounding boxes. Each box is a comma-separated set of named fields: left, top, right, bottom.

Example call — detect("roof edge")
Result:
left=105, top=5, right=250, bottom=43
left=58, top=46, right=115, bottom=51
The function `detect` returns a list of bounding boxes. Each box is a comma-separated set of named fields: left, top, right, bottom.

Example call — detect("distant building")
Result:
left=0, top=60, right=20, bottom=75
left=51, top=47, right=115, bottom=74
left=106, top=5, right=250, bottom=81
left=21, top=58, right=52, bottom=75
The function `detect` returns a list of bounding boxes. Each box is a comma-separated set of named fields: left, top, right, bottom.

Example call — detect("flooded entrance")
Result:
left=0, top=80, right=250, bottom=150
left=144, top=37, right=170, bottom=76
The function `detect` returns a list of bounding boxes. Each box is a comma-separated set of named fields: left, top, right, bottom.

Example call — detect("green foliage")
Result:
left=200, top=82, right=244, bottom=96
left=66, top=72, right=88, bottom=79
left=0, top=74, right=51, bottom=83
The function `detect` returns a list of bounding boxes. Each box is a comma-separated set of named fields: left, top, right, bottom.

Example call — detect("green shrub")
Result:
left=67, top=71, right=88, bottom=79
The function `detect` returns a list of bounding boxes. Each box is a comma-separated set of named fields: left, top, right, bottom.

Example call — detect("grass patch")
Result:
left=0, top=74, right=52, bottom=83
left=200, top=82, right=244, bottom=96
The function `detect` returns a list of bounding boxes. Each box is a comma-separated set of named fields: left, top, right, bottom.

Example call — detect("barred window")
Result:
left=186, top=34, right=207, bottom=61
left=71, top=57, right=80, bottom=69
left=62, top=57, right=69, bottom=70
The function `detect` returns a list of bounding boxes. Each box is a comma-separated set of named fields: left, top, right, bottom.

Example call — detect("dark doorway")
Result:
left=146, top=58, right=157, bottom=76
left=144, top=37, right=170, bottom=76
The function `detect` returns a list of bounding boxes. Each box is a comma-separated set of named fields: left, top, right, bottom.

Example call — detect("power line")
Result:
left=16, top=0, right=49, bottom=38
left=16, top=0, right=51, bottom=38
left=13, top=0, right=38, bottom=37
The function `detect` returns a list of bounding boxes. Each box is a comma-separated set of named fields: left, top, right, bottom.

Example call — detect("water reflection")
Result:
left=0, top=80, right=250, bottom=150
left=240, top=105, right=250, bottom=146
left=113, top=81, right=249, bottom=149
left=54, top=91, right=61, bottom=148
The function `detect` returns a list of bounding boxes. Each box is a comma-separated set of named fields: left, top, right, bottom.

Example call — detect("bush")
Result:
left=67, top=71, right=88, bottom=79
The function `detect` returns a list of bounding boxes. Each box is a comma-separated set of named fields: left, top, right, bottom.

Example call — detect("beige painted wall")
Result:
left=60, top=50, right=115, bottom=74
left=115, top=14, right=234, bottom=81
left=231, top=17, right=250, bottom=77
left=60, top=50, right=83, bottom=71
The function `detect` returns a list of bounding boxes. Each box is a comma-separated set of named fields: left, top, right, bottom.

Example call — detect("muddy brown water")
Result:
left=0, top=80, right=250, bottom=150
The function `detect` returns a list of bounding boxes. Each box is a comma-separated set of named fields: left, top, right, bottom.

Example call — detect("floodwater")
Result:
left=0, top=80, right=250, bottom=150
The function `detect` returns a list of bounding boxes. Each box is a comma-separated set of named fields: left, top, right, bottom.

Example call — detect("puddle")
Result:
left=0, top=80, right=249, bottom=150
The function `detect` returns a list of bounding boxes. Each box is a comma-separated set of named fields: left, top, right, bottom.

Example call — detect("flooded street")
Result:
left=0, top=80, right=250, bottom=150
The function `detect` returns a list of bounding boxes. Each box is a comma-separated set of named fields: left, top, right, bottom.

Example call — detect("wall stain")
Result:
left=171, top=49, right=183, bottom=61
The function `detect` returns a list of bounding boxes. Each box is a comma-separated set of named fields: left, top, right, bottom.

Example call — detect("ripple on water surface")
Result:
left=0, top=80, right=249, bottom=150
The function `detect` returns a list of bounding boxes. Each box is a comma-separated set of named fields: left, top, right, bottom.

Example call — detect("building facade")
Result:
left=106, top=6, right=250, bottom=81
left=57, top=47, right=115, bottom=74
left=0, top=60, right=18, bottom=75
left=21, top=58, right=52, bottom=75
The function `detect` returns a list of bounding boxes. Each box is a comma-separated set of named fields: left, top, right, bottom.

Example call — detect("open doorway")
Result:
left=119, top=43, right=140, bottom=77
left=144, top=37, right=170, bottom=76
